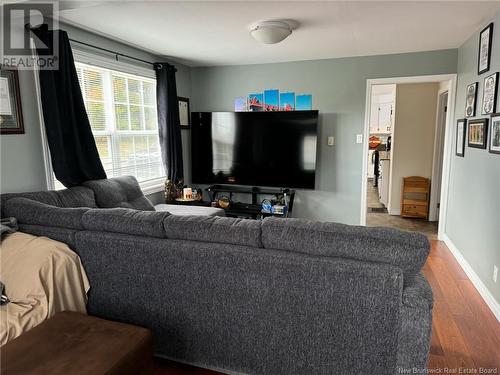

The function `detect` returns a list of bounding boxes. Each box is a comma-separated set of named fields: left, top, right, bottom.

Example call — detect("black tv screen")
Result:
left=191, top=111, right=318, bottom=189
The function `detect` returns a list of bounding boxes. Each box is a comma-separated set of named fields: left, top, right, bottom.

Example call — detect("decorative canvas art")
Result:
left=296, top=94, right=312, bottom=111
left=279, top=92, right=295, bottom=111
left=248, top=93, right=264, bottom=111
left=234, top=97, right=247, bottom=112
left=263, top=89, right=279, bottom=111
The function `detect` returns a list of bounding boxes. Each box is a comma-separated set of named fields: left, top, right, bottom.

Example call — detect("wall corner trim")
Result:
left=442, top=233, right=500, bottom=322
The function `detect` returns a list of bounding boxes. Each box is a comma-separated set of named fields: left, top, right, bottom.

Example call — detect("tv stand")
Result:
left=206, top=185, right=295, bottom=219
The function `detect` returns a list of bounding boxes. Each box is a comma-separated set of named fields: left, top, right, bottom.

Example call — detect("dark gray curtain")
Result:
left=31, top=25, right=106, bottom=187
left=154, top=62, right=184, bottom=184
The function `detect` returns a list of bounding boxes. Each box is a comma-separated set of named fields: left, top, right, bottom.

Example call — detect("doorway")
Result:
left=360, top=75, right=457, bottom=240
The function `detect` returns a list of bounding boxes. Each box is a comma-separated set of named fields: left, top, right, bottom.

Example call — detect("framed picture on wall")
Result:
left=465, top=82, right=478, bottom=118
left=178, top=97, right=190, bottom=128
left=468, top=118, right=488, bottom=149
left=478, top=23, right=493, bottom=75
left=481, top=72, right=498, bottom=115
left=489, top=113, right=500, bottom=154
left=0, top=66, right=24, bottom=135
left=456, top=119, right=467, bottom=157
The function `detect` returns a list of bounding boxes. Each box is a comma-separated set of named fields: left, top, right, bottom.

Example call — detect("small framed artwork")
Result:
left=468, top=118, right=488, bottom=149
left=456, top=119, right=467, bottom=157
left=178, top=97, right=190, bottom=128
left=478, top=23, right=493, bottom=75
left=489, top=113, right=500, bottom=154
left=0, top=66, right=24, bottom=134
left=481, top=72, right=498, bottom=115
left=465, top=82, right=478, bottom=118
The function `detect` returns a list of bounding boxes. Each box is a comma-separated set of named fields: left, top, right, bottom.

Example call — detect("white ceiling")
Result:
left=58, top=1, right=500, bottom=67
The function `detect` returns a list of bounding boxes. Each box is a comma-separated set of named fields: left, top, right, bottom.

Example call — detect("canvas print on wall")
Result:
left=264, top=89, right=279, bottom=111
left=456, top=119, right=467, bottom=157
left=489, top=113, right=500, bottom=154
left=478, top=23, right=493, bottom=75
left=468, top=118, right=488, bottom=149
left=465, top=82, right=477, bottom=118
left=234, top=97, right=247, bottom=112
left=279, top=92, right=295, bottom=111
left=248, top=93, right=264, bottom=111
left=482, top=72, right=498, bottom=115
left=296, top=94, right=312, bottom=110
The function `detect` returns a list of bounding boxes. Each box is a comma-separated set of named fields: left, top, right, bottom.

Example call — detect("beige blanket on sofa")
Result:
left=0, top=232, right=90, bottom=345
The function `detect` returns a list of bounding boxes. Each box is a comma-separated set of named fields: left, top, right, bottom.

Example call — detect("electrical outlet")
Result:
left=327, top=136, right=334, bottom=146
left=493, top=265, right=498, bottom=283
left=356, top=134, right=363, bottom=144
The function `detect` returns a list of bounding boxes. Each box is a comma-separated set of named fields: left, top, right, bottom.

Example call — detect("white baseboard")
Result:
left=388, top=209, right=400, bottom=216
left=442, top=233, right=500, bottom=322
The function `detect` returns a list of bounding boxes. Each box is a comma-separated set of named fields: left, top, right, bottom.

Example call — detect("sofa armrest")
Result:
left=396, top=273, right=433, bottom=373
left=402, top=273, right=433, bottom=310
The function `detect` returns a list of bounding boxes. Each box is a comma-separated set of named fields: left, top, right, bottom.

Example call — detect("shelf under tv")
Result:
left=206, top=185, right=295, bottom=219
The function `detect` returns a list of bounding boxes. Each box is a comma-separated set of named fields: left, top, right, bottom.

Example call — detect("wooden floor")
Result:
left=148, top=240, right=500, bottom=374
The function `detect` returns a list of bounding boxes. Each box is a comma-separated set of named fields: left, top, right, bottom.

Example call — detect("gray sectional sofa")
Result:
left=0, top=176, right=433, bottom=375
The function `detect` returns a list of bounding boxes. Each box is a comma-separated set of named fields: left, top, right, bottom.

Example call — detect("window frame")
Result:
left=41, top=48, right=165, bottom=194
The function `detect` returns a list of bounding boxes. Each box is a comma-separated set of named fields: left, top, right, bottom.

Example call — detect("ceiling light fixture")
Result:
left=250, top=21, right=292, bottom=44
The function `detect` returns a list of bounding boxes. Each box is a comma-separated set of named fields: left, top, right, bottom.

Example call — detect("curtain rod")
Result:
left=69, top=38, right=177, bottom=72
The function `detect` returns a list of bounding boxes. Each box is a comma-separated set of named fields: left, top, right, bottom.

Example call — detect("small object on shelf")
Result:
left=217, top=196, right=231, bottom=209
left=164, top=179, right=176, bottom=202
left=261, top=199, right=272, bottom=213
left=401, top=176, right=430, bottom=219
left=183, top=187, right=193, bottom=200
left=271, top=205, right=287, bottom=215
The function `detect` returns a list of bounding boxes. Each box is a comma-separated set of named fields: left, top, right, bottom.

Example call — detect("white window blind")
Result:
left=52, top=62, right=164, bottom=190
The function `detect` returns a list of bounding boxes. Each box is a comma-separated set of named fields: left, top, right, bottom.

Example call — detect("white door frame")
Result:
left=429, top=89, right=449, bottom=222
left=360, top=74, right=457, bottom=241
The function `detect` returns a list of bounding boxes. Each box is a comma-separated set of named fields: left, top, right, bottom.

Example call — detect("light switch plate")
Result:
left=356, top=134, right=363, bottom=144
left=327, top=136, right=334, bottom=146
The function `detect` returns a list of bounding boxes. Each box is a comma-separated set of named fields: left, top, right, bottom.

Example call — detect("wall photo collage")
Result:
left=458, top=22, right=499, bottom=156
left=235, top=89, right=313, bottom=112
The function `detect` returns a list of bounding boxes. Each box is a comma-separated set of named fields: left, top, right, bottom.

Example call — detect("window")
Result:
left=52, top=61, right=164, bottom=190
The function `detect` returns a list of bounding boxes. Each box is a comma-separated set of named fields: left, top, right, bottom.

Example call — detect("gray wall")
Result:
left=190, top=50, right=457, bottom=224
left=0, top=22, right=192, bottom=196
left=446, top=13, right=500, bottom=305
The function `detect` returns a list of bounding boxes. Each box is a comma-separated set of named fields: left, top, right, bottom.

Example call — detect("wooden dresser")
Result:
left=401, top=176, right=430, bottom=219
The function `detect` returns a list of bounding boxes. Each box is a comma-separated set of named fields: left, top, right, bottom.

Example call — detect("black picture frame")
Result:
left=478, top=23, right=493, bottom=75
left=456, top=119, right=467, bottom=157
left=465, top=82, right=478, bottom=118
left=178, top=97, right=190, bottom=129
left=489, top=112, right=500, bottom=154
left=468, top=118, right=488, bottom=149
left=481, top=72, right=498, bottom=115
left=0, top=66, right=25, bottom=135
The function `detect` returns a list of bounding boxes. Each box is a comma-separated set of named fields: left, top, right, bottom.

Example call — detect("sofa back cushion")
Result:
left=261, top=217, right=429, bottom=277
left=3, top=198, right=89, bottom=230
left=163, top=215, right=263, bottom=248
left=82, top=208, right=170, bottom=238
left=83, top=176, right=154, bottom=211
left=1, top=186, right=96, bottom=217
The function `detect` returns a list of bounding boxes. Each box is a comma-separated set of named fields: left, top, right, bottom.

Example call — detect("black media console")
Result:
left=206, top=185, right=295, bottom=219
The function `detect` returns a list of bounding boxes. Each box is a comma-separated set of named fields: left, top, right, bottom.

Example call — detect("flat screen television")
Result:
left=191, top=111, right=318, bottom=189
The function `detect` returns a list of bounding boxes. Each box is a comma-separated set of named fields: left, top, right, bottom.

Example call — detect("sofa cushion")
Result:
left=261, top=217, right=429, bottom=277
left=82, top=208, right=170, bottom=238
left=3, top=198, right=88, bottom=230
left=163, top=215, right=263, bottom=248
left=83, top=176, right=154, bottom=211
left=1, top=186, right=96, bottom=217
